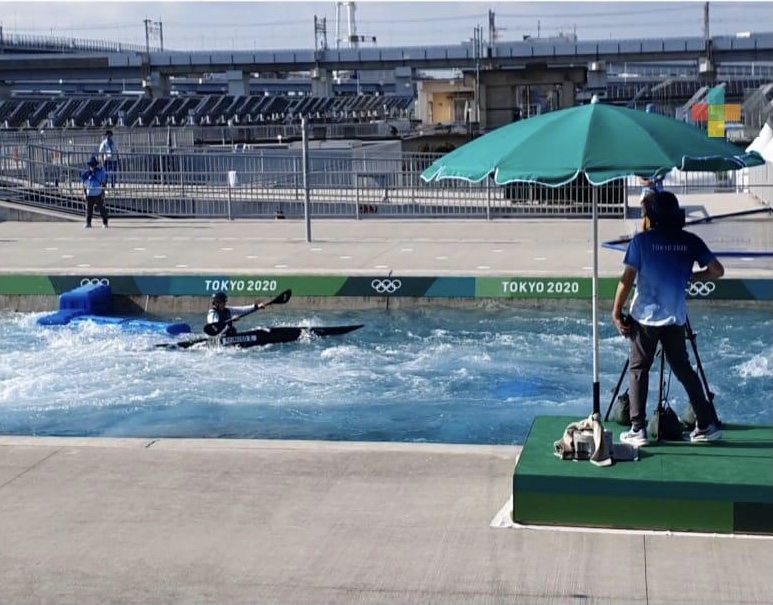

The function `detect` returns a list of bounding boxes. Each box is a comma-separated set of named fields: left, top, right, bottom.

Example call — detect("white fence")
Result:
left=1, top=141, right=769, bottom=220
left=748, top=161, right=773, bottom=206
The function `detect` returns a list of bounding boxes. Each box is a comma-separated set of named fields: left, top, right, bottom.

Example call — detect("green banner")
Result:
left=477, top=277, right=592, bottom=299
left=0, top=274, right=770, bottom=301
left=0, top=275, right=56, bottom=295
left=138, top=275, right=349, bottom=297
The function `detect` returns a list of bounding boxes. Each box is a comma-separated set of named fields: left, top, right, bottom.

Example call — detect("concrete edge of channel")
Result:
left=0, top=435, right=522, bottom=457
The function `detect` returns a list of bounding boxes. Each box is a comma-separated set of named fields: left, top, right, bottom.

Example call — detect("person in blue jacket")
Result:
left=80, top=155, right=109, bottom=228
left=612, top=190, right=725, bottom=446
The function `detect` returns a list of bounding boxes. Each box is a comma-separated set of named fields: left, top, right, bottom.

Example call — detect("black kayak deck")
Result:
left=156, top=324, right=364, bottom=350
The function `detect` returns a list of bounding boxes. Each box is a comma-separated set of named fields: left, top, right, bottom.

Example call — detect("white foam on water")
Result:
left=737, top=353, right=772, bottom=378
left=0, top=304, right=770, bottom=443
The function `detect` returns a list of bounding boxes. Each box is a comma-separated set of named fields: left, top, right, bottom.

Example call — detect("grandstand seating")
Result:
left=10, top=80, right=766, bottom=131
left=0, top=92, right=415, bottom=131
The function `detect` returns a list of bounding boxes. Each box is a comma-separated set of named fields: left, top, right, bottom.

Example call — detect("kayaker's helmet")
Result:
left=211, top=291, right=228, bottom=304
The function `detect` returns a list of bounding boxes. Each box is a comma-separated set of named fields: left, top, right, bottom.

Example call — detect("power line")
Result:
left=13, top=23, right=138, bottom=32
left=497, top=6, right=697, bottom=19
left=160, top=19, right=301, bottom=30
left=358, top=14, right=486, bottom=24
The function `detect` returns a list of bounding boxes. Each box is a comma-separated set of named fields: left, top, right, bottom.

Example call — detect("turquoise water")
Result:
left=0, top=302, right=770, bottom=444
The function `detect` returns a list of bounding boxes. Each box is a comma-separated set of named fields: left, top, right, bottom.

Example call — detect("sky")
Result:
left=1, top=1, right=771, bottom=51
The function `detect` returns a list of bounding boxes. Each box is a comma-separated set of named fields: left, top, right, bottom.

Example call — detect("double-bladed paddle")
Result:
left=202, top=289, right=292, bottom=336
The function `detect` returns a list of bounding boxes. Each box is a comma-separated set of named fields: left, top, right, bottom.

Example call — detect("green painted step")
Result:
left=513, top=415, right=773, bottom=534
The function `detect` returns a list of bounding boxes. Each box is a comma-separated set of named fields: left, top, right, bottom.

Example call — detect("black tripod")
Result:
left=604, top=316, right=717, bottom=426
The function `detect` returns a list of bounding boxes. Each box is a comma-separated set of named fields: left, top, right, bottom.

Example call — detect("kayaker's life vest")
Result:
left=210, top=307, right=233, bottom=323
left=208, top=306, right=237, bottom=335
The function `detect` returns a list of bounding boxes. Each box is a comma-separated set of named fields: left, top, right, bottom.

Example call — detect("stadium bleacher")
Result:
left=0, top=93, right=414, bottom=130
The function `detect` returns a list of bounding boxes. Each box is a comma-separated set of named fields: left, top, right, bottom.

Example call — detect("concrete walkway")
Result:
left=0, top=193, right=770, bottom=279
left=0, top=191, right=771, bottom=604
left=1, top=437, right=771, bottom=605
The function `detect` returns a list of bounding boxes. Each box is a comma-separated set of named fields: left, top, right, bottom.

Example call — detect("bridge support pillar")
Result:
left=474, top=66, right=586, bottom=131
left=226, top=70, right=251, bottom=96
left=143, top=71, right=171, bottom=98
left=310, top=67, right=333, bottom=97
left=587, top=61, right=608, bottom=92
left=0, top=82, right=11, bottom=99
left=561, top=80, right=577, bottom=108
left=393, top=67, right=414, bottom=96
left=698, top=57, right=716, bottom=84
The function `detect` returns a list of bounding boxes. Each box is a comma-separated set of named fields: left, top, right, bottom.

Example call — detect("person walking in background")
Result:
left=80, top=155, right=108, bottom=228
left=638, top=175, right=665, bottom=202
left=611, top=190, right=724, bottom=446
left=98, top=129, right=119, bottom=188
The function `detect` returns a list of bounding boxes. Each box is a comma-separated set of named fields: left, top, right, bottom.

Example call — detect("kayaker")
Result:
left=207, top=291, right=265, bottom=336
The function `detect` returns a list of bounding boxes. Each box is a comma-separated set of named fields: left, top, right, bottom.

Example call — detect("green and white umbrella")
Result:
left=421, top=101, right=765, bottom=415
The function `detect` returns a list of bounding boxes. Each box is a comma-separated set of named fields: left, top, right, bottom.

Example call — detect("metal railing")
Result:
left=0, top=128, right=195, bottom=152
left=0, top=31, right=153, bottom=54
left=748, top=161, right=773, bottom=205
left=2, top=142, right=769, bottom=220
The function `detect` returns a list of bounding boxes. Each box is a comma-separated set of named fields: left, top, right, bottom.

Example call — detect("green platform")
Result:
left=513, top=416, right=773, bottom=534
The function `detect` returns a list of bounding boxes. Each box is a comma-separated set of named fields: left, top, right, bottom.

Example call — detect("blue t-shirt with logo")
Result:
left=624, top=228, right=716, bottom=326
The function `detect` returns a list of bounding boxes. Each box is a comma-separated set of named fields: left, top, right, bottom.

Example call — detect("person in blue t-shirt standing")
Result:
left=611, top=190, right=725, bottom=446
left=80, top=155, right=109, bottom=228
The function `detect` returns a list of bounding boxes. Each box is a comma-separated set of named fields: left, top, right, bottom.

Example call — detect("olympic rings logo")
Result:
left=685, top=281, right=716, bottom=297
left=371, top=278, right=402, bottom=294
left=80, top=278, right=110, bottom=287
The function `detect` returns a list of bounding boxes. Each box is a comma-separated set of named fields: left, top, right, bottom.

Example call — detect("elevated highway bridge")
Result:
left=1, top=33, right=770, bottom=81
left=1, top=32, right=770, bottom=130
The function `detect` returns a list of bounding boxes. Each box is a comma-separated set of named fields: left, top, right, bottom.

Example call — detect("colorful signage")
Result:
left=0, top=275, right=770, bottom=301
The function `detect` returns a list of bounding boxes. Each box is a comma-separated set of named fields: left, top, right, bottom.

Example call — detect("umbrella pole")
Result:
left=592, top=187, right=601, bottom=415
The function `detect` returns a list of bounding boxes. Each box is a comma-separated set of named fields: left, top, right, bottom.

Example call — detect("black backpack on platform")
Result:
left=648, top=402, right=684, bottom=442
left=611, top=390, right=631, bottom=426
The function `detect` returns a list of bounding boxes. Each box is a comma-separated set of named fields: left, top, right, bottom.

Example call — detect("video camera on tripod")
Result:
left=605, top=315, right=721, bottom=441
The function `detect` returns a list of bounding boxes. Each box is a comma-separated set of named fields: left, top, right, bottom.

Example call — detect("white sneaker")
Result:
left=620, top=427, right=648, bottom=447
left=690, top=424, right=722, bottom=443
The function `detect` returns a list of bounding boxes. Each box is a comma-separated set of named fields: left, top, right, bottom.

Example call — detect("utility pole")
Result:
left=701, top=2, right=715, bottom=84
left=335, top=3, right=340, bottom=49
left=473, top=25, right=482, bottom=124
left=314, top=16, right=328, bottom=53
left=342, top=2, right=375, bottom=48
left=488, top=10, right=496, bottom=45
left=143, top=18, right=164, bottom=53
left=301, top=116, right=312, bottom=243
left=144, top=18, right=151, bottom=55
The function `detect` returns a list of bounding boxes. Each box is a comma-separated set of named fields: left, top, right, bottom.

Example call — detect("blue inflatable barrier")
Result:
left=69, top=316, right=192, bottom=335
left=59, top=283, right=112, bottom=315
left=37, top=283, right=192, bottom=335
left=37, top=309, right=86, bottom=326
